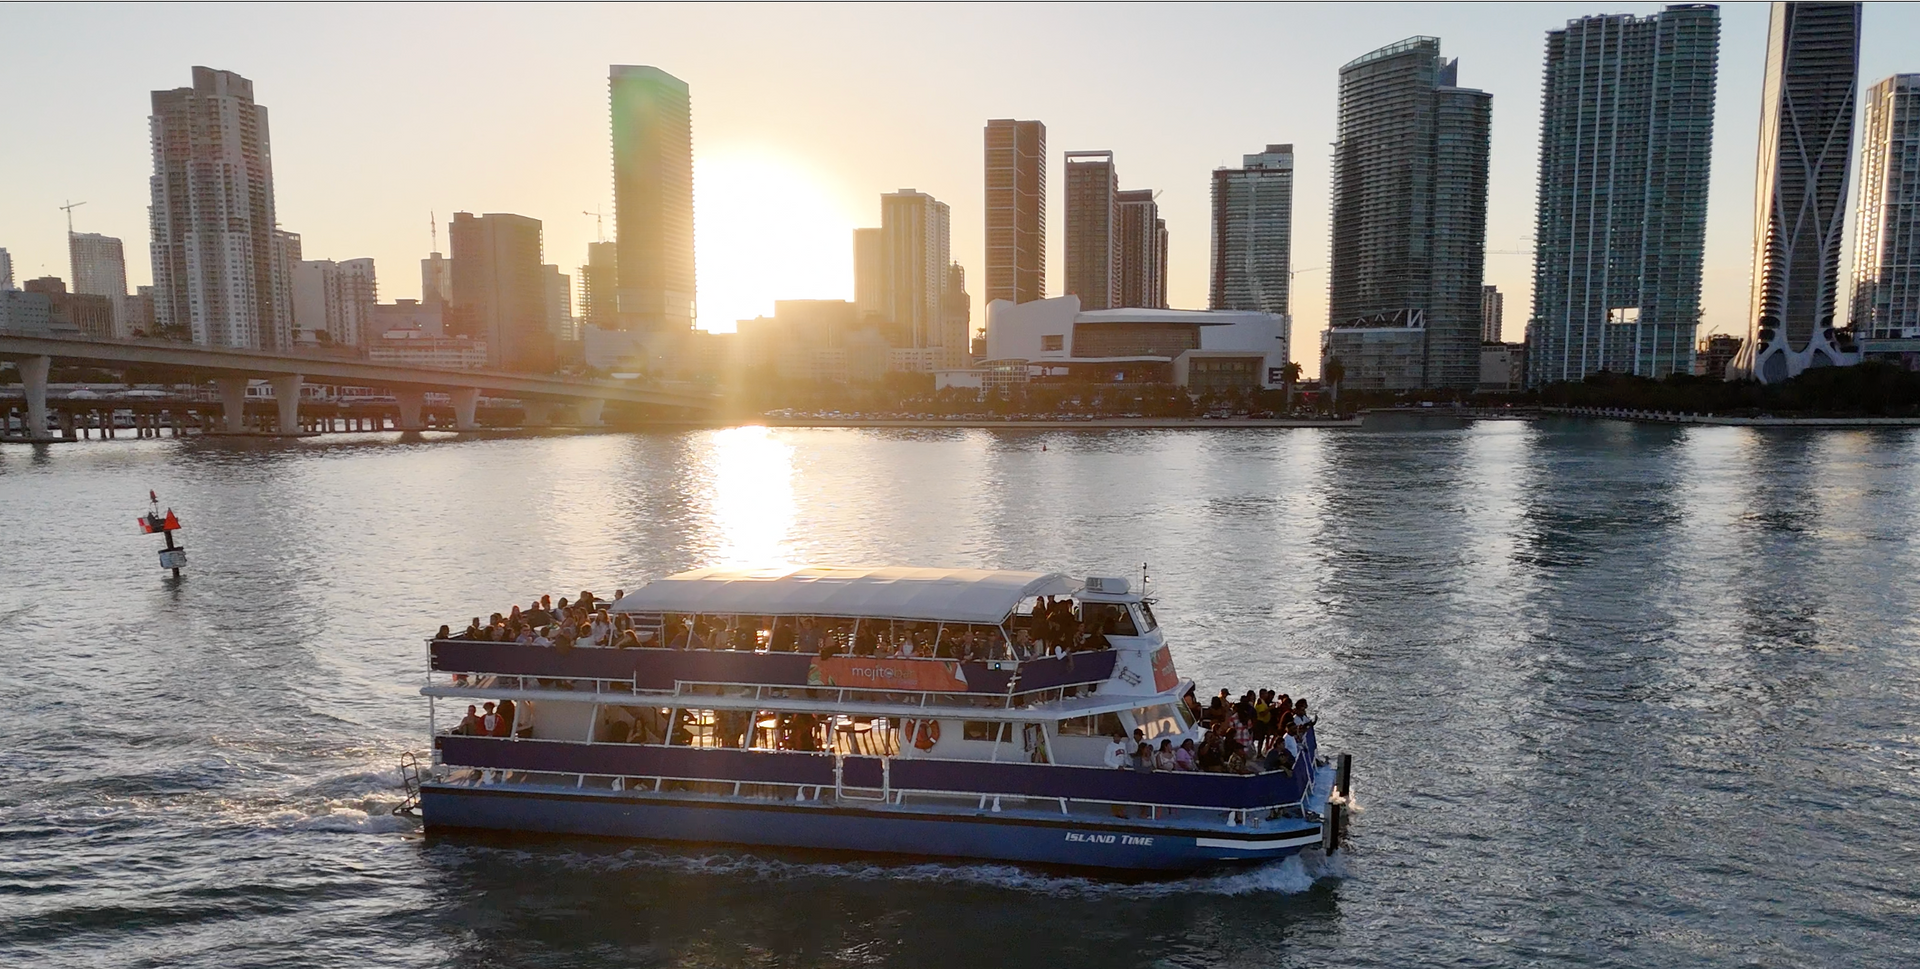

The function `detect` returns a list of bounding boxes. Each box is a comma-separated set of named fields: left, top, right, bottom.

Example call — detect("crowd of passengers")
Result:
left=437, top=591, right=1128, bottom=662
left=1106, top=688, right=1317, bottom=776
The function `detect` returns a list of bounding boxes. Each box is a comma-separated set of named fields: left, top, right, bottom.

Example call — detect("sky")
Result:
left=4, top=2, right=1918, bottom=376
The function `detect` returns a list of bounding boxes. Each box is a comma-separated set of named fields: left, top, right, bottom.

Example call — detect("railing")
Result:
left=434, top=734, right=1314, bottom=823
left=428, top=639, right=1120, bottom=699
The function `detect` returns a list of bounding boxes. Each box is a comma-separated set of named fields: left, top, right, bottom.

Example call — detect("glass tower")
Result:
left=1209, top=145, right=1294, bottom=317
left=1328, top=38, right=1490, bottom=391
left=985, top=119, right=1046, bottom=305
left=1528, top=5, right=1720, bottom=385
left=610, top=65, right=696, bottom=332
left=1850, top=74, right=1920, bottom=344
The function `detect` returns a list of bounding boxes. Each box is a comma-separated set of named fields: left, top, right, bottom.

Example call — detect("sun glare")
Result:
left=694, top=153, right=854, bottom=332
left=705, top=425, right=796, bottom=568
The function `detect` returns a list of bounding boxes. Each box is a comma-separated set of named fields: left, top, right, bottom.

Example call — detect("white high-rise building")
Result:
left=149, top=67, right=286, bottom=350
left=1739, top=1, right=1863, bottom=382
left=1852, top=74, right=1920, bottom=348
left=291, top=257, right=376, bottom=348
left=1210, top=145, right=1294, bottom=317
left=880, top=189, right=951, bottom=348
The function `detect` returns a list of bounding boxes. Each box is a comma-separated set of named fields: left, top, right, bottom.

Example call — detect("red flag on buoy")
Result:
left=137, top=516, right=155, bottom=534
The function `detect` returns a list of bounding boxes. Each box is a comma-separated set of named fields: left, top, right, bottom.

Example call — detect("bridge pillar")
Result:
left=451, top=387, right=480, bottom=430
left=394, top=389, right=426, bottom=431
left=522, top=400, right=555, bottom=427
left=20, top=355, right=52, bottom=440
left=573, top=399, right=605, bottom=427
left=270, top=374, right=303, bottom=434
left=215, top=376, right=250, bottom=433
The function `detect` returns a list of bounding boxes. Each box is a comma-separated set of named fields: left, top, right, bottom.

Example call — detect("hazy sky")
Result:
left=4, top=2, right=1918, bottom=374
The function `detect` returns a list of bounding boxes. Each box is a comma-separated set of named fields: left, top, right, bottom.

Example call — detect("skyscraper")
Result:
left=1064, top=150, right=1119, bottom=310
left=1529, top=5, right=1719, bottom=385
left=1481, top=285, right=1504, bottom=344
left=852, top=228, right=886, bottom=323
left=271, top=230, right=300, bottom=347
left=290, top=257, right=376, bottom=348
left=449, top=211, right=550, bottom=372
left=1210, top=145, right=1294, bottom=316
left=1850, top=74, right=1920, bottom=344
left=1328, top=38, right=1490, bottom=391
left=0, top=249, right=13, bottom=290
left=339, top=258, right=378, bottom=348
left=1116, top=189, right=1167, bottom=309
left=149, top=67, right=285, bottom=350
left=985, top=119, right=1046, bottom=305
left=880, top=190, right=952, bottom=348
left=941, top=262, right=971, bottom=369
left=69, top=231, right=130, bottom=337
left=543, top=264, right=574, bottom=340
left=610, top=65, right=695, bottom=332
left=577, top=241, right=616, bottom=330
left=1740, top=1, right=1862, bottom=383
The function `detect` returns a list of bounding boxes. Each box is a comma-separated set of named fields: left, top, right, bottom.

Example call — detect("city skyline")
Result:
left=7, top=3, right=1920, bottom=376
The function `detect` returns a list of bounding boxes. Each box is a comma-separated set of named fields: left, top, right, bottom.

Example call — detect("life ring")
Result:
left=906, top=718, right=940, bottom=751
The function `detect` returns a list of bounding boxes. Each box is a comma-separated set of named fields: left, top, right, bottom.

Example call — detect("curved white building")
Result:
left=979, top=295, right=1289, bottom=392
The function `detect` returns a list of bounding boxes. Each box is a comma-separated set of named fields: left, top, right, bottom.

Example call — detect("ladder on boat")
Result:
left=393, top=751, right=424, bottom=818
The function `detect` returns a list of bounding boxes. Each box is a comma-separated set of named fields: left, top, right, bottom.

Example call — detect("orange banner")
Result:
left=1151, top=645, right=1179, bottom=692
left=808, top=657, right=969, bottom=692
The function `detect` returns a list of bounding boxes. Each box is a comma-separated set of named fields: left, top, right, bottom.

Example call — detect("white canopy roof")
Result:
left=609, top=566, right=1081, bottom=625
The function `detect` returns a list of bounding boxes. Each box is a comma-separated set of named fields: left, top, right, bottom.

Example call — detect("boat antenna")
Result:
left=1140, top=561, right=1149, bottom=594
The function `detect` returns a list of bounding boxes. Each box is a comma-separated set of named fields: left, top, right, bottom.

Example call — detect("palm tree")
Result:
left=1323, top=357, right=1346, bottom=415
left=1281, top=361, right=1304, bottom=413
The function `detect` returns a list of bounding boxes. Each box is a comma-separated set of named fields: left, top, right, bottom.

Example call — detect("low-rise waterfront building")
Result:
left=983, top=295, right=1289, bottom=391
left=1321, top=311, right=1426, bottom=391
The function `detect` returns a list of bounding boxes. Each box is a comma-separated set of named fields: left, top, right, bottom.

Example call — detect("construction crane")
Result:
left=583, top=206, right=606, bottom=243
left=59, top=199, right=87, bottom=234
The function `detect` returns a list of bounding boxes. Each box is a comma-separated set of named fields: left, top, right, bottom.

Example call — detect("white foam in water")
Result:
left=466, top=841, right=1347, bottom=897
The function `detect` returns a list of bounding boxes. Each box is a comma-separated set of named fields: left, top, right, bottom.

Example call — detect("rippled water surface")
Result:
left=2, top=418, right=1917, bottom=967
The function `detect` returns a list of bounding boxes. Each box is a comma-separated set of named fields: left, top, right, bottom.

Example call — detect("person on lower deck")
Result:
left=456, top=704, right=480, bottom=735
left=1104, top=731, right=1131, bottom=769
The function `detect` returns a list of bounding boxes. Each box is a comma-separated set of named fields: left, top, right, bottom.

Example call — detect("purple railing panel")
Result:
left=438, top=736, right=834, bottom=786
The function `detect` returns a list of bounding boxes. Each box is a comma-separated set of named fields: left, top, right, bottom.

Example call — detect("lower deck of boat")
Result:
left=421, top=768, right=1331, bottom=872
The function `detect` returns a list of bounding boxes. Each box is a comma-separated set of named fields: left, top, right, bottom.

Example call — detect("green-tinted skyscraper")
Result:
left=610, top=65, right=695, bottom=332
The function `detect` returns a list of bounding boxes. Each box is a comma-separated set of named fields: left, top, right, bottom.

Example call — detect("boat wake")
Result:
left=440, top=840, right=1348, bottom=897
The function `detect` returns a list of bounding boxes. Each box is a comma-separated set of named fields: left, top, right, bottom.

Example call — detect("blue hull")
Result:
left=421, top=783, right=1324, bottom=872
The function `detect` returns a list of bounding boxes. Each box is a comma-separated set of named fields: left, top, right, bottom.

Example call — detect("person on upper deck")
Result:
left=1130, top=742, right=1155, bottom=773
left=436, top=625, right=452, bottom=641
left=1175, top=738, right=1198, bottom=771
left=1104, top=731, right=1131, bottom=769
left=526, top=600, right=551, bottom=626
left=1154, top=738, right=1177, bottom=771
left=1293, top=698, right=1314, bottom=729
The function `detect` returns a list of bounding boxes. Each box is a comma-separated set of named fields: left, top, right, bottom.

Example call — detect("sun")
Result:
left=693, top=152, right=855, bottom=332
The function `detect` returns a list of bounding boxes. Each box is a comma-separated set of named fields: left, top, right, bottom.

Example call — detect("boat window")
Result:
left=1055, top=712, right=1126, bottom=737
left=1135, top=601, right=1158, bottom=633
left=1129, top=704, right=1182, bottom=742
left=1082, top=602, right=1138, bottom=636
left=962, top=721, right=1009, bottom=742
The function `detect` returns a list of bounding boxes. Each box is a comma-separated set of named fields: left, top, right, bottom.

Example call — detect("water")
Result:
left=2, top=418, right=1916, bottom=967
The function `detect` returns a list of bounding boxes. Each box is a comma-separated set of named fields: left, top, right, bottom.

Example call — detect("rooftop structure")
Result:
left=613, top=566, right=1079, bottom=625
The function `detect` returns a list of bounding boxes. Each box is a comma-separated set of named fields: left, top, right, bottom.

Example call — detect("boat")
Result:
left=413, top=566, right=1353, bottom=873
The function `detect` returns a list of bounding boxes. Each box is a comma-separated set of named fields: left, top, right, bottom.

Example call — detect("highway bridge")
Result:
left=0, top=332, right=718, bottom=440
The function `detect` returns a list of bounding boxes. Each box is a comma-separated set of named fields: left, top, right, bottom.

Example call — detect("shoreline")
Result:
left=1547, top=406, right=1920, bottom=427
left=747, top=417, right=1364, bottom=430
